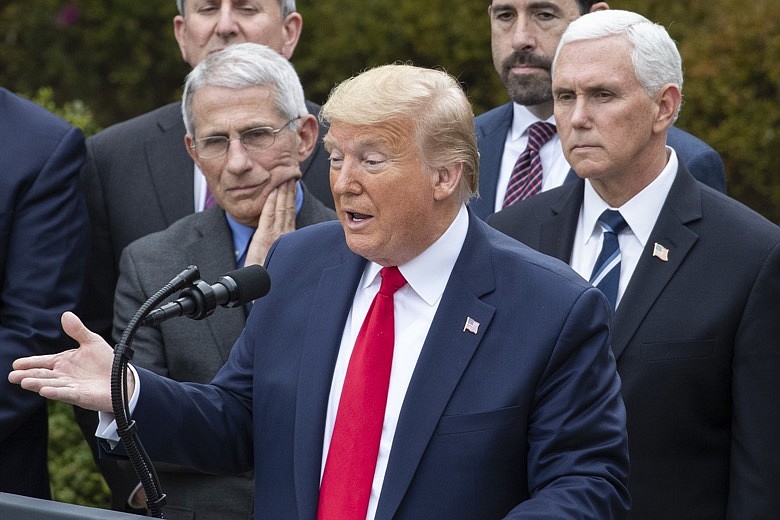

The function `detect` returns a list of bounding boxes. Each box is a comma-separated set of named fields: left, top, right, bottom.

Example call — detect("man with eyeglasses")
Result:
left=108, top=43, right=335, bottom=519
left=75, top=2, right=332, bottom=512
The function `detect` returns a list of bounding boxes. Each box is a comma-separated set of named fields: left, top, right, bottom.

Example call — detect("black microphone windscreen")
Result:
left=224, top=264, right=271, bottom=304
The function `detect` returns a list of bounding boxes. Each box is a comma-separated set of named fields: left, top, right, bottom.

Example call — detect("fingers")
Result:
left=61, top=311, right=102, bottom=346
left=10, top=351, right=66, bottom=372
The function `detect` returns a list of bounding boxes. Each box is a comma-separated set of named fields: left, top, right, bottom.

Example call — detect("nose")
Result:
left=215, top=3, right=240, bottom=38
left=330, top=156, right=362, bottom=197
left=569, top=96, right=591, bottom=129
left=224, top=139, right=254, bottom=174
left=511, top=15, right=537, bottom=51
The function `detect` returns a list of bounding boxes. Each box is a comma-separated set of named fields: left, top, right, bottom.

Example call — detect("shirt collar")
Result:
left=582, top=147, right=679, bottom=247
left=511, top=103, right=556, bottom=141
left=225, top=181, right=304, bottom=267
left=361, top=204, right=469, bottom=306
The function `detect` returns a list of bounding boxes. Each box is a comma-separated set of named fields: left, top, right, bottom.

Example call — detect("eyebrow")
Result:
left=492, top=1, right=563, bottom=12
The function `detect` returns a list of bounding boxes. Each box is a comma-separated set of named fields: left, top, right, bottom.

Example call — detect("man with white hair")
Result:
left=489, top=10, right=780, bottom=519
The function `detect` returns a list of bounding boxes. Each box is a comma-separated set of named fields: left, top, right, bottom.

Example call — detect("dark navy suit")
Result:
left=126, top=213, right=630, bottom=519
left=0, top=87, right=89, bottom=498
left=471, top=102, right=726, bottom=220
left=488, top=167, right=780, bottom=519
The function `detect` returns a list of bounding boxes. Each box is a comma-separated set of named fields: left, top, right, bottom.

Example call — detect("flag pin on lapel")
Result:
left=463, top=317, right=480, bottom=334
left=652, top=242, right=669, bottom=262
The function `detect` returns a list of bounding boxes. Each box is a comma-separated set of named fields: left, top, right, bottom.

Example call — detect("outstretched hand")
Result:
left=8, top=311, right=127, bottom=412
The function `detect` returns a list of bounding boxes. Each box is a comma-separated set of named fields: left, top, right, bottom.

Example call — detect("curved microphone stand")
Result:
left=110, top=265, right=201, bottom=519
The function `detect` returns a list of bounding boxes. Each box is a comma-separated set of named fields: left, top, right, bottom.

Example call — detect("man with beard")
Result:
left=470, top=0, right=726, bottom=220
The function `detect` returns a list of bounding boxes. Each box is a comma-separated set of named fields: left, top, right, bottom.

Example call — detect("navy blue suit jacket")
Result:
left=488, top=167, right=780, bottom=519
left=0, top=88, right=89, bottom=498
left=471, top=102, right=727, bottom=220
left=129, top=213, right=630, bottom=519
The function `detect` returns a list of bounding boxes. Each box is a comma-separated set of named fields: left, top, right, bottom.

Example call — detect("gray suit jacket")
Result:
left=110, top=190, right=335, bottom=520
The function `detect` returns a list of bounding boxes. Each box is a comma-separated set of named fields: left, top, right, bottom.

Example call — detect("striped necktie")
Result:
left=502, top=121, right=557, bottom=207
left=590, top=209, right=628, bottom=310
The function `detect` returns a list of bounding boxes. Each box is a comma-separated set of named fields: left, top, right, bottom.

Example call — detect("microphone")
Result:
left=142, top=265, right=271, bottom=326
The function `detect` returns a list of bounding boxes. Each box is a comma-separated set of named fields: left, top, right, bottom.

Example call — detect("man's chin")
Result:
left=503, top=76, right=552, bottom=106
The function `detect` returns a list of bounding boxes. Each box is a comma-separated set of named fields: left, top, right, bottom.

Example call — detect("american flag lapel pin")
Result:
left=652, top=242, right=669, bottom=262
left=463, top=316, right=480, bottom=334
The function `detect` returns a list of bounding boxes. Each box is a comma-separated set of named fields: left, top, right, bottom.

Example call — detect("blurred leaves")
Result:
left=5, top=0, right=777, bottom=224
left=1, top=0, right=186, bottom=127
left=48, top=400, right=109, bottom=507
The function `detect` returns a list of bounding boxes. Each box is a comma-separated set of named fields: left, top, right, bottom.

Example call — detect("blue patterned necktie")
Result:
left=590, top=209, right=628, bottom=310
left=502, top=121, right=557, bottom=207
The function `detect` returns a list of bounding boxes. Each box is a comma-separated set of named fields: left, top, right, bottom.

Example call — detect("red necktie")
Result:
left=502, top=121, right=557, bottom=207
left=317, top=266, right=407, bottom=520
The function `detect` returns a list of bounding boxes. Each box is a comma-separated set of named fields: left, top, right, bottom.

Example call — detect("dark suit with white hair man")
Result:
left=489, top=10, right=780, bottom=519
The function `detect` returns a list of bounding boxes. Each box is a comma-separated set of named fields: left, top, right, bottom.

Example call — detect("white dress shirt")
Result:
left=321, top=204, right=468, bottom=519
left=569, top=148, right=679, bottom=308
left=494, top=103, right=571, bottom=212
left=193, top=164, right=208, bottom=211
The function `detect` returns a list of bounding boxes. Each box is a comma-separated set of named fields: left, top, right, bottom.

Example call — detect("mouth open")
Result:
left=347, top=211, right=373, bottom=223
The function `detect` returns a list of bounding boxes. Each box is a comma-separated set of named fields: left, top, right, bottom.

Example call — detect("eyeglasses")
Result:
left=190, top=118, right=299, bottom=159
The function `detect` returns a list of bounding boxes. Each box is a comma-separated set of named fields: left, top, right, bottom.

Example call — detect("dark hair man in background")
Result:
left=471, top=0, right=726, bottom=220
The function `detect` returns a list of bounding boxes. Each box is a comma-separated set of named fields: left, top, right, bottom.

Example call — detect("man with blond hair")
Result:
left=13, top=63, right=630, bottom=519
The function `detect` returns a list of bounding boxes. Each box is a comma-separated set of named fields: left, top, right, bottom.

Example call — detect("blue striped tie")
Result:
left=590, top=210, right=628, bottom=310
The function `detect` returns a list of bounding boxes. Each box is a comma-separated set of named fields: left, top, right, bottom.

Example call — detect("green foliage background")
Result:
left=2, top=0, right=778, bottom=224
left=1, top=0, right=778, bottom=509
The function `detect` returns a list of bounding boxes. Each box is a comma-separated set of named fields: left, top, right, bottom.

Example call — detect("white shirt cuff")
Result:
left=96, top=364, right=141, bottom=446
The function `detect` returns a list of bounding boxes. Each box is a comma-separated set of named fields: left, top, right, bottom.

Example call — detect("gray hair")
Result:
left=321, top=64, right=479, bottom=203
left=182, top=42, right=307, bottom=135
left=176, top=0, right=296, bottom=18
left=554, top=10, right=683, bottom=117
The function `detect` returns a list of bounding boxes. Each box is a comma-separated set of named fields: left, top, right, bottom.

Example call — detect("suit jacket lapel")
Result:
left=536, top=180, right=583, bottom=263
left=293, top=247, right=366, bottom=519
left=611, top=166, right=702, bottom=359
left=146, top=103, right=194, bottom=226
left=375, top=214, right=497, bottom=520
left=473, top=103, right=513, bottom=219
left=185, top=208, right=246, bottom=362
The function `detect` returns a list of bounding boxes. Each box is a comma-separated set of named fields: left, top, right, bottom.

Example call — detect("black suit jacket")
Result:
left=488, top=166, right=780, bottom=519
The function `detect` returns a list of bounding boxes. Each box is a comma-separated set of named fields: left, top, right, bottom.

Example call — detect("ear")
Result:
left=279, top=13, right=303, bottom=60
left=433, top=163, right=464, bottom=202
left=295, top=114, right=319, bottom=162
left=652, top=84, right=682, bottom=134
left=184, top=134, right=201, bottom=166
left=590, top=2, right=610, bottom=13
left=173, top=15, right=191, bottom=65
